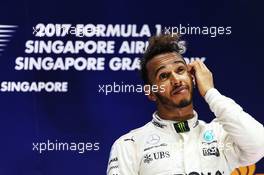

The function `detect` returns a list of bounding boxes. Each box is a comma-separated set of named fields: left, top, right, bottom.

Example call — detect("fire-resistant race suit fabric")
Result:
left=107, top=88, right=264, bottom=175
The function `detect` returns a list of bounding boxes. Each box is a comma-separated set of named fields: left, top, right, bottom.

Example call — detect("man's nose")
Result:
left=170, top=72, right=181, bottom=86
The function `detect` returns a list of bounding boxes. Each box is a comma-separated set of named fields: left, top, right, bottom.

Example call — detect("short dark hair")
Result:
left=140, top=34, right=184, bottom=84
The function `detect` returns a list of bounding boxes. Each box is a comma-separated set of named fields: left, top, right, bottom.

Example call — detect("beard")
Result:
left=154, top=82, right=194, bottom=109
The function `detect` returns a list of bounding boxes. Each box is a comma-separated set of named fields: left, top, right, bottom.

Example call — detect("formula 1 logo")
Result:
left=0, top=24, right=18, bottom=56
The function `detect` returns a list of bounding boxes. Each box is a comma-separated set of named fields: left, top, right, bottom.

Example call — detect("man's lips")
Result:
left=171, top=85, right=188, bottom=95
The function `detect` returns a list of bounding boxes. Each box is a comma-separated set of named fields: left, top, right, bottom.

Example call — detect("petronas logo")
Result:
left=174, top=121, right=190, bottom=133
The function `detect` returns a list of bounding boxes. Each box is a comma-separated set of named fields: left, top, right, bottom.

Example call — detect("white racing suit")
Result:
left=107, top=88, right=264, bottom=175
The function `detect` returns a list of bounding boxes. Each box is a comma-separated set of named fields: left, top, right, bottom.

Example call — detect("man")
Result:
left=107, top=34, right=264, bottom=175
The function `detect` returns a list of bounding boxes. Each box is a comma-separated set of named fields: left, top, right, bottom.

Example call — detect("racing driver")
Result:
left=107, top=34, right=264, bottom=175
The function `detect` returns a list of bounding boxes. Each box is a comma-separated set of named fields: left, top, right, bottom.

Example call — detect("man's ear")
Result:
left=191, top=74, right=196, bottom=86
left=144, top=84, right=157, bottom=101
left=188, top=70, right=196, bottom=86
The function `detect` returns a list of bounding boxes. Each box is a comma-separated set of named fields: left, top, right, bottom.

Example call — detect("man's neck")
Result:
left=157, top=104, right=194, bottom=121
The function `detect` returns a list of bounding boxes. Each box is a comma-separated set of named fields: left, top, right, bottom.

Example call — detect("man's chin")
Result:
left=171, top=96, right=192, bottom=108
left=175, top=99, right=192, bottom=108
left=155, top=92, right=193, bottom=108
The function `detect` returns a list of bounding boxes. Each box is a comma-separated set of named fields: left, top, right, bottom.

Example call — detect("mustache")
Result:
left=171, top=84, right=189, bottom=95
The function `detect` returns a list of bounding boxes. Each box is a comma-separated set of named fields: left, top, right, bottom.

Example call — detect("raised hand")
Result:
left=188, top=60, right=214, bottom=97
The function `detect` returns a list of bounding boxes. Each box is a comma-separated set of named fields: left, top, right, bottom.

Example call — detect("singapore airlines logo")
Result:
left=0, top=24, right=18, bottom=56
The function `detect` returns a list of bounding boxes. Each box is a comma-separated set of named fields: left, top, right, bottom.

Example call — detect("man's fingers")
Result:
left=188, top=60, right=214, bottom=97
left=188, top=60, right=201, bottom=72
left=196, top=60, right=211, bottom=73
left=196, top=60, right=205, bottom=70
left=199, top=60, right=211, bottom=72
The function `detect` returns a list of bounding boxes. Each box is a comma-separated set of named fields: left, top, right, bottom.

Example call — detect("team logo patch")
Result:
left=152, top=120, right=166, bottom=128
left=124, top=136, right=135, bottom=142
left=146, top=134, right=160, bottom=145
left=143, top=151, right=170, bottom=164
left=143, top=154, right=153, bottom=164
left=203, top=130, right=214, bottom=142
left=203, top=146, right=220, bottom=157
left=174, top=121, right=190, bottom=133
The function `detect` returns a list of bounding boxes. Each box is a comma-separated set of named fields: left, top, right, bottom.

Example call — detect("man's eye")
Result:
left=178, top=67, right=186, bottom=74
left=159, top=73, right=169, bottom=80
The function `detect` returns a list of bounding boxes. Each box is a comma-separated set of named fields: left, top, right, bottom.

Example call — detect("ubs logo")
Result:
left=143, top=151, right=170, bottom=164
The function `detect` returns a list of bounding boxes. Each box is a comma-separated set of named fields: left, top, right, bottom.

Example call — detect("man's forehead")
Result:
left=147, top=52, right=185, bottom=69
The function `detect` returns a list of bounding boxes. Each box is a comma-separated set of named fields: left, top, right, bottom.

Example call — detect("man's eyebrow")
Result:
left=154, top=60, right=185, bottom=77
